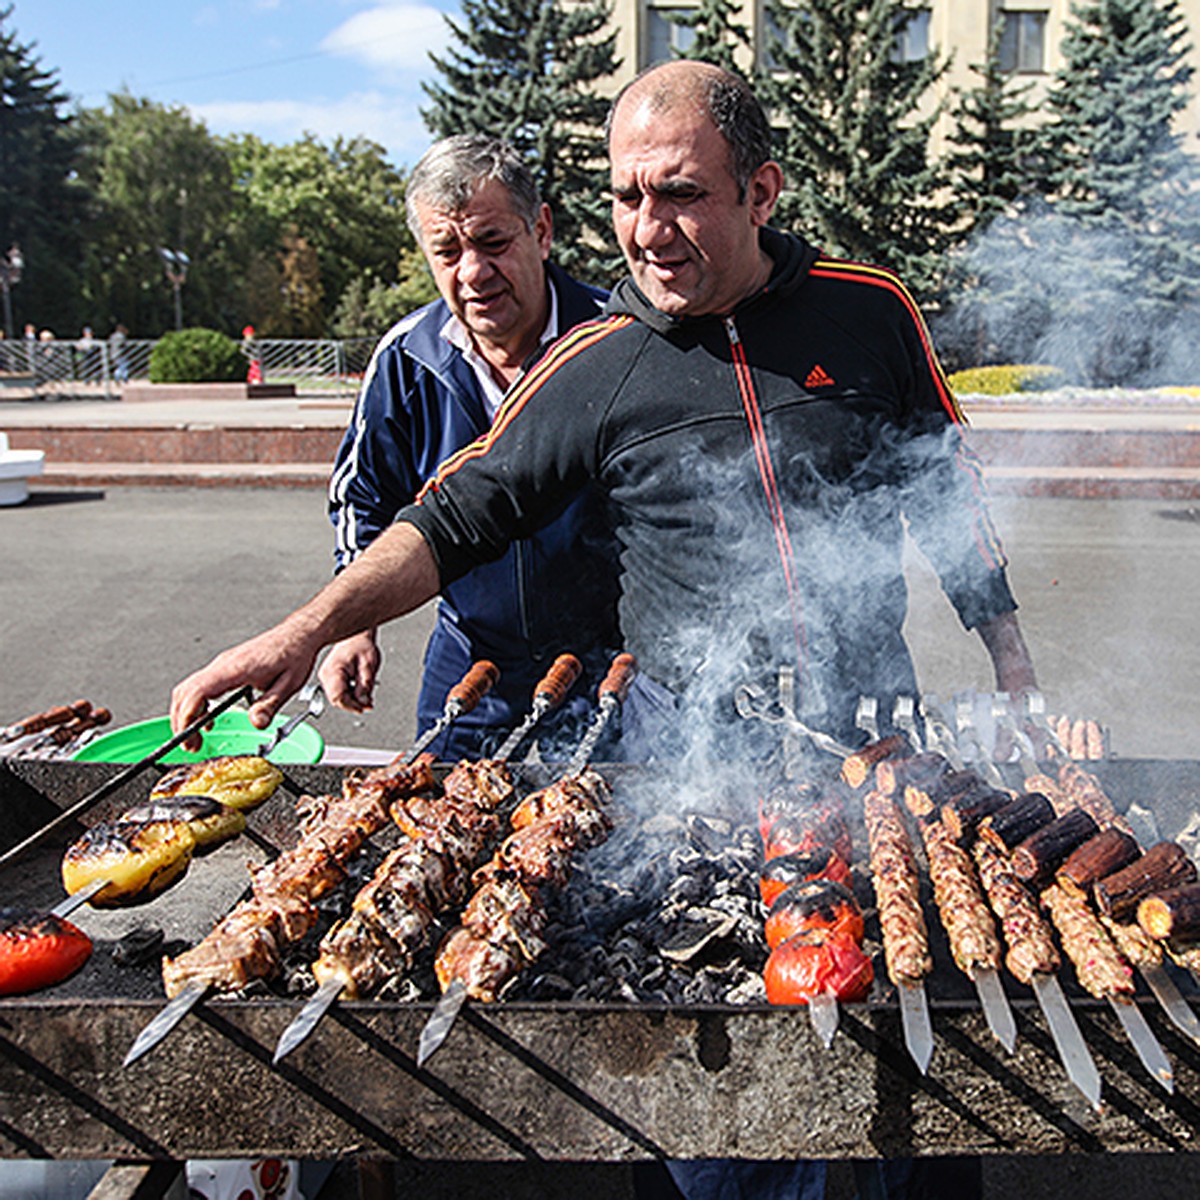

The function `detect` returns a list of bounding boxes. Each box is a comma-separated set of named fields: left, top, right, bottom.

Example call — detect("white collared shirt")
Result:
left=441, top=278, right=561, bottom=422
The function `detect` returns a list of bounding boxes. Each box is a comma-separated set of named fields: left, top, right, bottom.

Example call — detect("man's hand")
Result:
left=169, top=520, right=442, bottom=750
left=976, top=610, right=1039, bottom=697
left=318, top=630, right=382, bottom=713
left=170, top=620, right=322, bottom=751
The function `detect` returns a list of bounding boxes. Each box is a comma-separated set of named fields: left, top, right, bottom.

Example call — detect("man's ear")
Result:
left=535, top=202, right=554, bottom=259
left=748, top=161, right=784, bottom=226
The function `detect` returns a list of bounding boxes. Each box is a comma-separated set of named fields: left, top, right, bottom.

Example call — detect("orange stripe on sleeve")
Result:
left=415, top=316, right=631, bottom=503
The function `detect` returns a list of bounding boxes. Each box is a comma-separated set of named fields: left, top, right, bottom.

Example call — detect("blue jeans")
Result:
left=664, top=1160, right=826, bottom=1200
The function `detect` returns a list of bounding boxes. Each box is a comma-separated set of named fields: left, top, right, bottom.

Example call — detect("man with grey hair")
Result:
left=321, top=133, right=618, bottom=758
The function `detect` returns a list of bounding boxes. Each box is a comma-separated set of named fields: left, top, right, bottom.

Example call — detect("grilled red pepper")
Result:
left=0, top=908, right=92, bottom=995
left=760, top=847, right=852, bottom=907
left=764, top=928, right=874, bottom=1005
left=764, top=878, right=864, bottom=949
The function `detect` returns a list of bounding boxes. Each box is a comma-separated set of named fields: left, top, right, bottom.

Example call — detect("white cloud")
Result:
left=320, top=3, right=450, bottom=71
left=189, top=92, right=438, bottom=167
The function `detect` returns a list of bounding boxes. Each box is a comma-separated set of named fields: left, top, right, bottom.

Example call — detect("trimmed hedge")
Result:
left=947, top=364, right=1066, bottom=395
left=148, top=328, right=246, bottom=384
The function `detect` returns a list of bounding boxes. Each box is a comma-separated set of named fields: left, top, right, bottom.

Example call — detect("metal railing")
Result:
left=0, top=337, right=378, bottom=401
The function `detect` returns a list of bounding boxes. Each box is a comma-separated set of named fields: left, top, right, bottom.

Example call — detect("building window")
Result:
left=645, top=2, right=697, bottom=65
left=892, top=7, right=931, bottom=63
left=998, top=9, right=1048, bottom=73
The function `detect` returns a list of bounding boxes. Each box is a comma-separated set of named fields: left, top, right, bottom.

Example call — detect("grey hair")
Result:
left=605, top=63, right=772, bottom=202
left=405, top=134, right=542, bottom=244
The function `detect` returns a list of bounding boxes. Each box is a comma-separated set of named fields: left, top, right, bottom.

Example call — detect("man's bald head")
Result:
left=606, top=61, right=773, bottom=202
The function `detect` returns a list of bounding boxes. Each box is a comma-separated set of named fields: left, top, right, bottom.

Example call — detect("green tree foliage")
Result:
left=1040, top=0, right=1195, bottom=223
left=331, top=247, right=440, bottom=340
left=75, top=93, right=239, bottom=336
left=422, top=0, right=622, bottom=282
left=224, top=133, right=412, bottom=336
left=758, top=0, right=955, bottom=300
left=940, top=0, right=1200, bottom=385
left=945, top=20, right=1040, bottom=232
left=670, top=0, right=754, bottom=77
left=0, top=7, right=86, bottom=335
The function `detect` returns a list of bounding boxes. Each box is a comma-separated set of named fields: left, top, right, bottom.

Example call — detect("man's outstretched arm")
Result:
left=170, top=522, right=440, bottom=745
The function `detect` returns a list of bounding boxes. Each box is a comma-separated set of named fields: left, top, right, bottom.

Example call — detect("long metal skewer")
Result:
left=128, top=668, right=501, bottom=1068
left=415, top=653, right=638, bottom=1070
left=0, top=686, right=253, bottom=871
left=402, top=661, right=500, bottom=764
left=274, top=659, right=585, bottom=1065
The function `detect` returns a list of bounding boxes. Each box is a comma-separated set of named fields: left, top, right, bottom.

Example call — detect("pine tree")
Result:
left=757, top=0, right=954, bottom=300
left=945, top=19, right=1041, bottom=234
left=1041, top=0, right=1195, bottom=223
left=422, top=0, right=622, bottom=282
left=0, top=6, right=85, bottom=335
left=1009, top=0, right=1200, bottom=383
left=670, top=0, right=754, bottom=78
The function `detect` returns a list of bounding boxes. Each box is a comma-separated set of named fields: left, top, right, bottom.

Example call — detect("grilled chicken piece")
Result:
left=162, top=898, right=287, bottom=997
left=150, top=755, right=283, bottom=811
left=434, top=926, right=526, bottom=1002
left=307, top=760, right=513, bottom=1002
left=461, top=873, right=548, bottom=961
left=509, top=769, right=612, bottom=831
left=62, top=818, right=196, bottom=907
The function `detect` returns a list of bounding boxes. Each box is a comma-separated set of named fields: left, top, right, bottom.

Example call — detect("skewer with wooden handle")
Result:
left=2, top=699, right=93, bottom=743
left=492, top=654, right=582, bottom=762
left=0, top=686, right=253, bottom=872
left=273, top=655, right=583, bottom=1065
left=565, top=653, right=637, bottom=775
left=27, top=708, right=113, bottom=756
left=402, top=660, right=499, bottom=763
left=127, top=671, right=467, bottom=1068
left=417, top=654, right=637, bottom=1069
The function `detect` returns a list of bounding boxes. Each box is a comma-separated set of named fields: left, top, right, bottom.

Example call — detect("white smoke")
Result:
left=935, top=198, right=1200, bottom=388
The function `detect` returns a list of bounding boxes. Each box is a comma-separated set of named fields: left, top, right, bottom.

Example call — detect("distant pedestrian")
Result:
left=242, top=324, right=263, bottom=385
left=109, top=324, right=130, bottom=383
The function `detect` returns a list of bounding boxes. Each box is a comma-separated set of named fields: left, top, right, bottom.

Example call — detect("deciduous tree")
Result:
left=0, top=7, right=85, bottom=335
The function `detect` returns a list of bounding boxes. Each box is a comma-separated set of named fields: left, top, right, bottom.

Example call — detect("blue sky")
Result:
left=9, top=0, right=461, bottom=168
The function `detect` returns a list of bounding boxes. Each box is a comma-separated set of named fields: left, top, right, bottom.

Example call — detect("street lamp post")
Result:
left=0, top=244, right=24, bottom=343
left=158, top=247, right=189, bottom=331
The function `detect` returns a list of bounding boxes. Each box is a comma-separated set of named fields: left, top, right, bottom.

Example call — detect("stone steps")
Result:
left=7, top=401, right=1200, bottom=497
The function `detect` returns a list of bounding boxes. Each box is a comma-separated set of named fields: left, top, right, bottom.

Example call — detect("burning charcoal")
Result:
left=660, top=907, right=738, bottom=964
left=727, top=973, right=767, bottom=1004
left=641, top=812, right=687, bottom=837
left=526, top=972, right=575, bottom=1000
left=667, top=870, right=714, bottom=909
left=688, top=813, right=733, bottom=855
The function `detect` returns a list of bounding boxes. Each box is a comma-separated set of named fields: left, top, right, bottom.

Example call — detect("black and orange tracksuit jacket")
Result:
left=400, top=227, right=1016, bottom=747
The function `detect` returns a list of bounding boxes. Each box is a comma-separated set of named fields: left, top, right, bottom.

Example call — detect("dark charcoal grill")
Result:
left=3, top=757, right=1200, bottom=1164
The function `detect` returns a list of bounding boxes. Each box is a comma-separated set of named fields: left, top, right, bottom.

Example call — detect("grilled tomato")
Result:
left=763, top=808, right=853, bottom=865
left=0, top=908, right=93, bottom=995
left=764, top=929, right=874, bottom=1005
left=764, top=878, right=865, bottom=950
left=759, top=847, right=852, bottom=907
